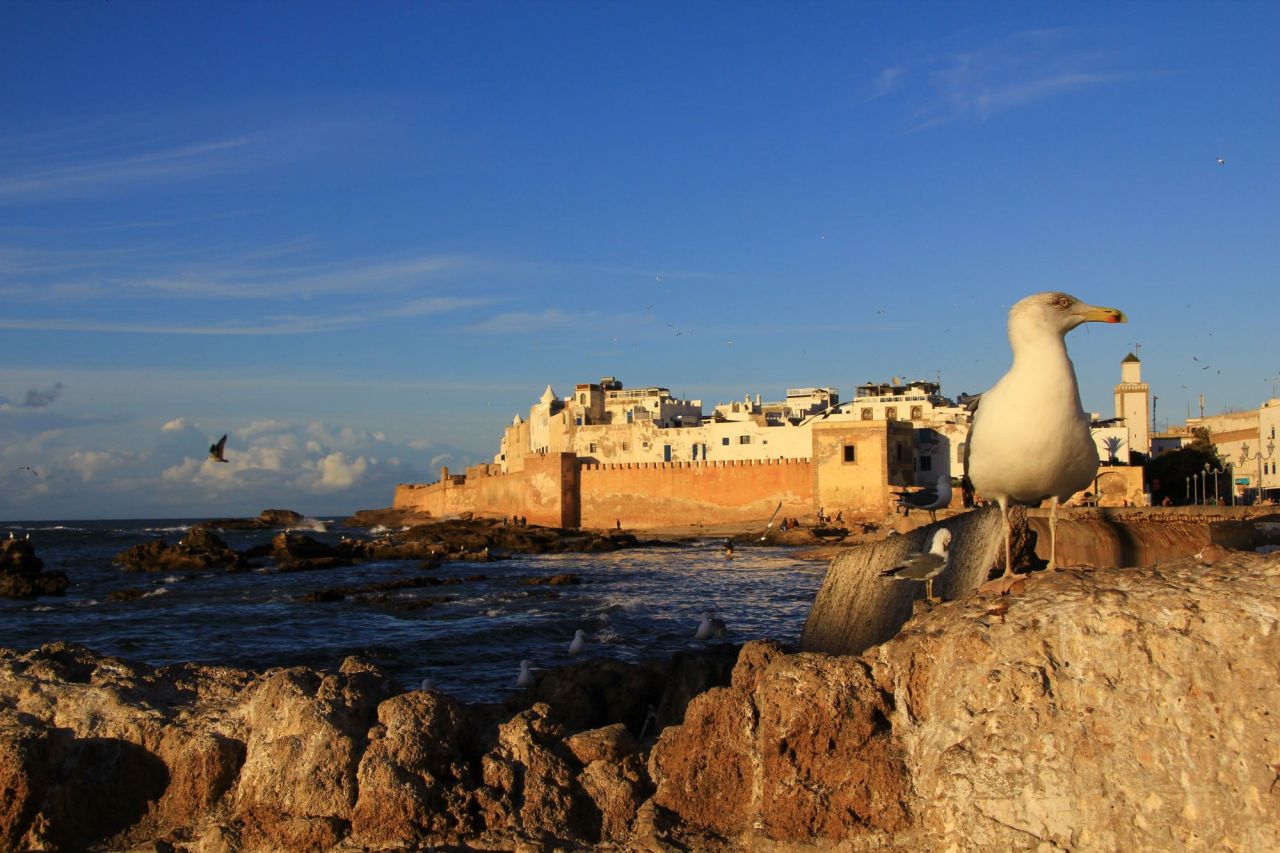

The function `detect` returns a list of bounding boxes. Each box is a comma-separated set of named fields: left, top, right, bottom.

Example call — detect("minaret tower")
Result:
left=1114, top=353, right=1150, bottom=456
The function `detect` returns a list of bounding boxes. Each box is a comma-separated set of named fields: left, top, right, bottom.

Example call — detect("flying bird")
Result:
left=17, top=466, right=37, bottom=477
left=880, top=528, right=952, bottom=601
left=966, top=292, right=1126, bottom=578
left=209, top=435, right=229, bottom=463
left=893, top=478, right=952, bottom=522
left=1217, top=157, right=1225, bottom=165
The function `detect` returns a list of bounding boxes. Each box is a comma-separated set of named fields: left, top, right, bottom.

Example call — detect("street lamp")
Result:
left=1239, top=440, right=1277, bottom=505
left=1186, top=475, right=1191, bottom=505
left=1228, top=462, right=1236, bottom=506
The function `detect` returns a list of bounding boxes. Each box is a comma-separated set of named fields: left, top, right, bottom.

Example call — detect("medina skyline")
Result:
left=1, top=2, right=1277, bottom=519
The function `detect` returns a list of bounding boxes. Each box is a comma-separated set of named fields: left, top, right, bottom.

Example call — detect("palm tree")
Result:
left=1103, top=435, right=1126, bottom=465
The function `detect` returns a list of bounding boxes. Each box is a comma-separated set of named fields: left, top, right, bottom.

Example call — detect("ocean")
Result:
left=0, top=518, right=828, bottom=703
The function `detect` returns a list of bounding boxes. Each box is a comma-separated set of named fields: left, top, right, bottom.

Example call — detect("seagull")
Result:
left=420, top=676, right=433, bottom=691
left=516, top=659, right=535, bottom=688
left=893, top=478, right=952, bottom=522
left=209, top=435, right=229, bottom=463
left=880, top=528, right=952, bottom=601
left=568, top=629, right=586, bottom=655
left=1217, top=157, right=1225, bottom=165
left=694, top=612, right=726, bottom=641
left=16, top=466, right=37, bottom=477
left=967, top=292, right=1126, bottom=577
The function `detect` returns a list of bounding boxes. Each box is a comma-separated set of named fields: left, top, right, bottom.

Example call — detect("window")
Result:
left=722, top=437, right=730, bottom=446
left=588, top=443, right=598, bottom=453
left=575, top=417, right=583, bottom=426
left=886, top=407, right=898, bottom=421
left=896, top=443, right=907, bottom=462
left=843, top=445, right=856, bottom=463
left=579, top=393, right=586, bottom=405
left=861, top=408, right=874, bottom=420
left=621, top=441, right=630, bottom=452
left=919, top=456, right=933, bottom=471
left=910, top=406, right=923, bottom=420
left=739, top=435, right=751, bottom=445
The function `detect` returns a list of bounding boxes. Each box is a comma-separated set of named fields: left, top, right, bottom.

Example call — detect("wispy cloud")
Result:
left=0, top=382, right=65, bottom=411
left=0, top=137, right=256, bottom=202
left=0, top=293, right=490, bottom=336
left=872, top=30, right=1133, bottom=132
left=467, top=308, right=575, bottom=335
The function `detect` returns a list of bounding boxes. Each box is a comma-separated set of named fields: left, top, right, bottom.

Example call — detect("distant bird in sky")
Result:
left=17, top=466, right=37, bottom=477
left=966, top=292, right=1126, bottom=577
left=1217, top=157, right=1225, bottom=165
left=568, top=629, right=586, bottom=655
left=893, top=478, right=952, bottom=522
left=880, top=528, right=952, bottom=601
left=516, top=659, right=535, bottom=688
left=209, top=434, right=229, bottom=463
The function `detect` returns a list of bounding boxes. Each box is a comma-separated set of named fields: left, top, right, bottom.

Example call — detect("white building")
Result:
left=1113, top=352, right=1151, bottom=457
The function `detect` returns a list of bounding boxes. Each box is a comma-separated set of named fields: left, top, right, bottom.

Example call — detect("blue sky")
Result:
left=1, top=2, right=1277, bottom=519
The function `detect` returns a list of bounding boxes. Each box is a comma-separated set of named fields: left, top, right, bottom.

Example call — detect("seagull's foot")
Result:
left=978, top=574, right=1027, bottom=596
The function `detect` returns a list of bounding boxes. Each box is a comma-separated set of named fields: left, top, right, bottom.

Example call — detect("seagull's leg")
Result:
left=925, top=578, right=934, bottom=601
left=1049, top=496, right=1059, bottom=570
left=998, top=496, right=1013, bottom=579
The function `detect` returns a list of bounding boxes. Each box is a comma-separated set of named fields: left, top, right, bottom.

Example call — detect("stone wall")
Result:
left=578, top=459, right=813, bottom=528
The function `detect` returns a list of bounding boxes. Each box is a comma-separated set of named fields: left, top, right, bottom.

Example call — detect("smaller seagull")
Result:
left=419, top=676, right=433, bottom=691
left=209, top=435, right=229, bottom=463
left=694, top=611, right=727, bottom=641
left=893, top=478, right=953, bottom=522
left=880, top=528, right=953, bottom=601
left=516, top=659, right=536, bottom=688
left=17, top=466, right=37, bottom=477
left=568, top=629, right=586, bottom=656
left=1217, top=157, right=1225, bottom=165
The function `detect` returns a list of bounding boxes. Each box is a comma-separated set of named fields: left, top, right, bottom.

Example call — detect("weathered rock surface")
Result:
left=2, top=552, right=1277, bottom=850
left=0, top=539, right=67, bottom=598
left=113, top=528, right=248, bottom=573
left=195, top=508, right=308, bottom=531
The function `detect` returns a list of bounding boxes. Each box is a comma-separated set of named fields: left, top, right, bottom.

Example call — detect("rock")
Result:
left=2, top=552, right=1277, bottom=850
left=342, top=507, right=434, bottom=528
left=269, top=531, right=351, bottom=572
left=0, top=540, right=68, bottom=599
left=196, top=509, right=307, bottom=531
left=113, top=528, right=247, bottom=573
left=520, top=573, right=581, bottom=586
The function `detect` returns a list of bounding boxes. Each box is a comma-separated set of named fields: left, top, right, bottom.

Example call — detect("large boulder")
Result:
left=113, top=528, right=247, bottom=573
left=0, top=540, right=67, bottom=598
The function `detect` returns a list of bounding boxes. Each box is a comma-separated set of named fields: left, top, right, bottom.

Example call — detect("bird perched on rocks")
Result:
left=967, top=292, right=1126, bottom=578
left=209, top=434, right=229, bottom=463
left=894, top=478, right=952, bottom=522
left=880, top=528, right=952, bottom=601
left=568, top=629, right=586, bottom=655
left=695, top=612, right=726, bottom=641
left=516, top=659, right=535, bottom=688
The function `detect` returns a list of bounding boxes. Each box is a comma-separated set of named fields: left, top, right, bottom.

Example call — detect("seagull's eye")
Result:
left=1054, top=295, right=1073, bottom=309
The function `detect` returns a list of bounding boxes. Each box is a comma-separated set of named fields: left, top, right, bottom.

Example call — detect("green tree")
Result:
left=1144, top=441, right=1223, bottom=505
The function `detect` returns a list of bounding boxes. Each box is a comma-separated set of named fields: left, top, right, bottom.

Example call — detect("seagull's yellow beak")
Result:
left=1080, top=304, right=1127, bottom=324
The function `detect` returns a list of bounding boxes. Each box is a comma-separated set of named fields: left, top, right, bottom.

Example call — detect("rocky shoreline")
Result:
left=3, top=548, right=1277, bottom=850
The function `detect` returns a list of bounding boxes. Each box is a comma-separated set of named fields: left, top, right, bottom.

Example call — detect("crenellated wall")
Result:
left=394, top=420, right=912, bottom=529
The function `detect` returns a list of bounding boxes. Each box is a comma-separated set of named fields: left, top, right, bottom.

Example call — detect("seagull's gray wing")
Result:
left=894, top=484, right=940, bottom=509
left=880, top=551, right=947, bottom=581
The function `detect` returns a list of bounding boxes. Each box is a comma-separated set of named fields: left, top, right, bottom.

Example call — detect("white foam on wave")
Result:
left=369, top=525, right=390, bottom=535
left=595, top=627, right=622, bottom=643
left=289, top=518, right=329, bottom=533
left=30, top=605, right=53, bottom=612
left=143, top=525, right=192, bottom=534
left=144, top=588, right=170, bottom=598
left=77, top=599, right=99, bottom=607
left=163, top=575, right=181, bottom=584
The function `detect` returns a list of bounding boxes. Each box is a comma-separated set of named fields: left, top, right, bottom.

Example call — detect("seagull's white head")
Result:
left=930, top=528, right=952, bottom=555
left=1009, top=292, right=1127, bottom=343
left=574, top=629, right=586, bottom=639
left=520, top=659, right=532, bottom=669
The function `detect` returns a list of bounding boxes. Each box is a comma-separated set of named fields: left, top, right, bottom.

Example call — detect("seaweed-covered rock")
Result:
left=113, top=528, right=247, bottom=573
